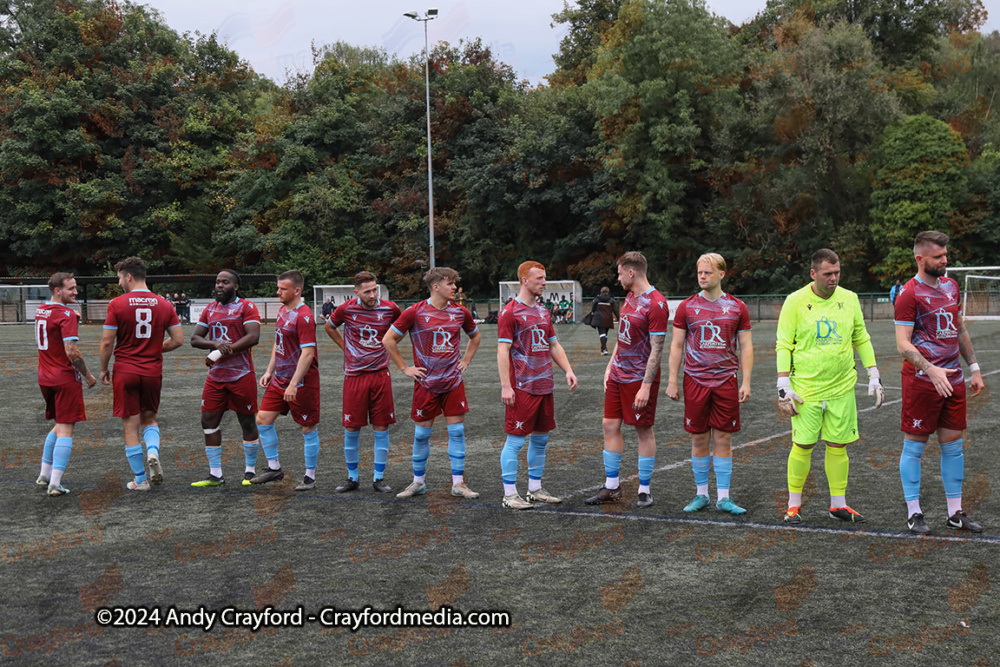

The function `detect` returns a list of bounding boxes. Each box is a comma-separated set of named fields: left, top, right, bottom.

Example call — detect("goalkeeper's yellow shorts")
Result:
left=790, top=391, right=858, bottom=445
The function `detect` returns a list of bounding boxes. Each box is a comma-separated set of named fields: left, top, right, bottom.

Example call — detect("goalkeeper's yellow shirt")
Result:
left=775, top=283, right=876, bottom=401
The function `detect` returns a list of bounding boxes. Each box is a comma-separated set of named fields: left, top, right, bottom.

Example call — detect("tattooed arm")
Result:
left=633, top=335, right=665, bottom=410
left=956, top=313, right=984, bottom=397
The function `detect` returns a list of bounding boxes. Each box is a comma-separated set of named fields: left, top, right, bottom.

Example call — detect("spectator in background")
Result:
left=456, top=287, right=467, bottom=308
left=173, top=293, right=182, bottom=321
left=179, top=292, right=191, bottom=324
left=322, top=297, right=334, bottom=323
left=558, top=296, right=571, bottom=323
left=591, top=286, right=619, bottom=355
left=890, top=279, right=902, bottom=305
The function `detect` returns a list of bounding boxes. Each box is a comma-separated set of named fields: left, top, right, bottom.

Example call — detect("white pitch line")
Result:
left=522, top=507, right=1000, bottom=544
left=857, top=382, right=901, bottom=390
left=562, top=398, right=903, bottom=500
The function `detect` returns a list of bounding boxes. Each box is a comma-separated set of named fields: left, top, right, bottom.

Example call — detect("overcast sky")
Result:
left=138, top=0, right=998, bottom=84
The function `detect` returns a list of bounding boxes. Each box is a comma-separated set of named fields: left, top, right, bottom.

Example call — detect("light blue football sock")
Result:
left=638, top=455, right=655, bottom=487
left=527, top=433, right=549, bottom=481
left=142, top=425, right=160, bottom=458
left=412, top=425, right=432, bottom=478
left=713, top=455, right=732, bottom=491
left=501, top=435, right=526, bottom=484
left=303, top=429, right=319, bottom=473
left=126, top=445, right=146, bottom=483
left=447, top=423, right=466, bottom=475
left=259, top=423, right=279, bottom=468
left=373, top=430, right=390, bottom=481
left=344, top=429, right=360, bottom=481
left=53, top=437, right=73, bottom=471
left=900, top=439, right=925, bottom=501
left=243, top=440, right=258, bottom=468
left=940, top=438, right=964, bottom=498
left=603, top=450, right=622, bottom=478
left=692, top=455, right=711, bottom=488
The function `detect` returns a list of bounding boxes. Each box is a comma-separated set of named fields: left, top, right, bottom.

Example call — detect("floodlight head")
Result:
left=427, top=8, right=438, bottom=16
left=404, top=11, right=419, bottom=19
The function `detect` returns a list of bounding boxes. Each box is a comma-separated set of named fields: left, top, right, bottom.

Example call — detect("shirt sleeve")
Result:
left=62, top=310, right=79, bottom=340
left=852, top=294, right=876, bottom=367
left=389, top=302, right=402, bottom=324
left=197, top=305, right=210, bottom=326
left=244, top=301, right=261, bottom=324
left=775, top=294, right=797, bottom=374
left=391, top=306, right=415, bottom=336
left=103, top=299, right=119, bottom=329
left=298, top=307, right=317, bottom=347
left=331, top=302, right=347, bottom=328
left=738, top=300, right=752, bottom=332
left=497, top=305, right=514, bottom=344
left=672, top=299, right=687, bottom=329
left=461, top=306, right=478, bottom=335
left=648, top=295, right=668, bottom=335
left=894, top=284, right=916, bottom=326
left=546, top=311, right=556, bottom=341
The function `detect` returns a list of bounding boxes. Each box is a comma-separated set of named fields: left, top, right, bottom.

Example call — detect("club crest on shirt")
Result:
left=530, top=326, right=549, bottom=352
left=432, top=327, right=453, bottom=353
left=358, top=324, right=382, bottom=349
left=935, top=310, right=958, bottom=339
left=698, top=321, right=725, bottom=350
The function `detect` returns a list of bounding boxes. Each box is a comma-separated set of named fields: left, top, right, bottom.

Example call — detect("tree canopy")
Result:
left=1, top=0, right=998, bottom=296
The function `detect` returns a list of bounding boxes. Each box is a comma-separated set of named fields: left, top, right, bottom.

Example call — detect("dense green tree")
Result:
left=0, top=0, right=258, bottom=276
left=869, top=113, right=969, bottom=281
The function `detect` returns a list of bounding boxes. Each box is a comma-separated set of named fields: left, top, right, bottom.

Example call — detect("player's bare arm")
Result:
left=163, top=325, right=184, bottom=353
left=382, top=328, right=426, bottom=379
left=603, top=344, right=618, bottom=392
left=324, top=319, right=345, bottom=350
left=665, top=326, right=686, bottom=401
left=65, top=340, right=97, bottom=388
left=634, top=335, right=665, bottom=410
left=98, top=327, right=116, bottom=385
left=895, top=324, right=956, bottom=398
left=284, top=346, right=315, bottom=402
left=549, top=339, right=578, bottom=390
left=190, top=324, right=214, bottom=351
left=459, top=329, right=481, bottom=373
left=738, top=329, right=753, bottom=402
left=497, top=341, right=515, bottom=406
left=260, top=342, right=277, bottom=388
left=955, top=313, right=984, bottom=396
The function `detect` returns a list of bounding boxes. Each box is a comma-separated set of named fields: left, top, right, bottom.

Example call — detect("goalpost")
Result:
left=498, top=280, right=583, bottom=323
left=313, top=284, right=390, bottom=321
left=945, top=267, right=1000, bottom=321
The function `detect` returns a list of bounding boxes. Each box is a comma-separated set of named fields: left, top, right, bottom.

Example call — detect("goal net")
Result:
left=498, top=281, right=583, bottom=323
left=960, top=273, right=1000, bottom=321
left=313, top=284, right=390, bottom=321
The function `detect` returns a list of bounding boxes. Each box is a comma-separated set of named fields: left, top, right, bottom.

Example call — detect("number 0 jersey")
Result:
left=36, top=301, right=80, bottom=386
left=104, top=290, right=180, bottom=377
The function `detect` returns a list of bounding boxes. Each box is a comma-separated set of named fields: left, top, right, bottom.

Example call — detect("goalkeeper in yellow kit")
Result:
left=776, top=249, right=884, bottom=524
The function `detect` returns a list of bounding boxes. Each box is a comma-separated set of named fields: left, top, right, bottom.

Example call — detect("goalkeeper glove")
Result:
left=777, top=376, right=803, bottom=417
left=867, top=367, right=884, bottom=409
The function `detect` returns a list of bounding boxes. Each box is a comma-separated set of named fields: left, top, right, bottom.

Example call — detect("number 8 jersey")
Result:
left=104, top=289, right=180, bottom=376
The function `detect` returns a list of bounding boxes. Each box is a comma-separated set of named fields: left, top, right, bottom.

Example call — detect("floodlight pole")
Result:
left=405, top=9, right=439, bottom=269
